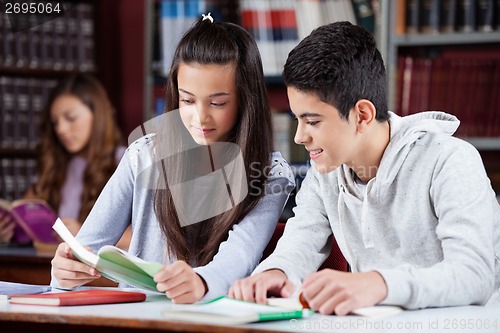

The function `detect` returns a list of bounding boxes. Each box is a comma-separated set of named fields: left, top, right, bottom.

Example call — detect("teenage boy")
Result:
left=229, top=21, right=500, bottom=315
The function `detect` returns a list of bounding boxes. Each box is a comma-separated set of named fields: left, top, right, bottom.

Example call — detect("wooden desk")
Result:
left=0, top=292, right=499, bottom=333
left=0, top=247, right=116, bottom=287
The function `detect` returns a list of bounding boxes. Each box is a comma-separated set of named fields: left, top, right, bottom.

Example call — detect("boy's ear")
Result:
left=354, top=99, right=376, bottom=133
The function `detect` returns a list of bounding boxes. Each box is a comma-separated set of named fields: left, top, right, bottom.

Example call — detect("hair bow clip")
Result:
left=202, top=12, right=213, bottom=23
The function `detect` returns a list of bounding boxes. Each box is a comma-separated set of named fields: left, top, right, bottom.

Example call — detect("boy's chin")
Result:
left=313, top=162, right=340, bottom=174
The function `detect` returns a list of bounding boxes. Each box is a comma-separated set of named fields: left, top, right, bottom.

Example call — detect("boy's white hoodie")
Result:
left=256, top=111, right=500, bottom=309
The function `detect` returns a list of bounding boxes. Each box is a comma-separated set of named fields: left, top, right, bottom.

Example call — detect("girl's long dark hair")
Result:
left=31, top=74, right=123, bottom=222
left=154, top=19, right=272, bottom=266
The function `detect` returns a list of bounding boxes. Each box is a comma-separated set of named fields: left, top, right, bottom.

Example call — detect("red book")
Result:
left=9, top=289, right=147, bottom=306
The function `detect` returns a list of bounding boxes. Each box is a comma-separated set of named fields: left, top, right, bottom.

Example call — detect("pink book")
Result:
left=0, top=199, right=59, bottom=244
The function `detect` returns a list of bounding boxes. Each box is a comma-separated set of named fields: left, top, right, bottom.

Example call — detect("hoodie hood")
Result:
left=339, top=111, right=460, bottom=202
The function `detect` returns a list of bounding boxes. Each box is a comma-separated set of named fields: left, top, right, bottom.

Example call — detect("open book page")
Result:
left=267, top=296, right=403, bottom=318
left=163, top=296, right=313, bottom=325
left=0, top=281, right=51, bottom=296
left=52, top=218, right=163, bottom=293
left=350, top=305, right=403, bottom=318
left=52, top=218, right=99, bottom=267
left=97, top=246, right=163, bottom=277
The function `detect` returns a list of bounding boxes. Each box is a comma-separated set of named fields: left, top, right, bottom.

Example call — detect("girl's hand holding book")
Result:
left=51, top=242, right=101, bottom=289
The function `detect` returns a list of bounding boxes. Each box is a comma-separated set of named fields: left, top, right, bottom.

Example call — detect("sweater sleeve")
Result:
left=378, top=143, right=499, bottom=309
left=194, top=153, right=295, bottom=300
left=50, top=144, right=137, bottom=289
left=75, top=146, right=135, bottom=250
left=253, top=164, right=334, bottom=287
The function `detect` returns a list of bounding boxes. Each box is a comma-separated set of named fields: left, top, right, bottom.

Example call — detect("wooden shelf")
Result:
left=0, top=148, right=38, bottom=158
left=0, top=66, right=95, bottom=78
left=461, top=138, right=500, bottom=151
left=393, top=31, right=500, bottom=47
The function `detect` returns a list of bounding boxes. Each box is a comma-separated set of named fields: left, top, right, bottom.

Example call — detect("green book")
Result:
left=163, top=296, right=314, bottom=325
left=52, top=218, right=163, bottom=292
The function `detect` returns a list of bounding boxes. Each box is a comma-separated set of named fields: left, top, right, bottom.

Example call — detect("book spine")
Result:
left=477, top=0, right=494, bottom=31
left=160, top=0, right=179, bottom=76
left=440, top=0, right=457, bottom=32
left=28, top=17, right=41, bottom=68
left=257, top=310, right=310, bottom=321
left=13, top=78, right=30, bottom=149
left=457, top=0, right=477, bottom=32
left=28, top=79, right=44, bottom=149
left=26, top=158, right=38, bottom=188
left=272, top=111, right=291, bottom=162
left=396, top=0, right=408, bottom=34
left=351, top=0, right=376, bottom=34
left=5, top=17, right=16, bottom=67
left=496, top=0, right=500, bottom=30
left=52, top=16, right=65, bottom=70
left=406, top=0, right=421, bottom=33
left=400, top=56, right=414, bottom=116
left=420, top=0, right=441, bottom=33
left=1, top=77, right=14, bottom=149
left=281, top=0, right=299, bottom=72
left=15, top=24, right=29, bottom=68
left=79, top=3, right=96, bottom=71
left=0, top=13, right=3, bottom=65
left=41, top=20, right=54, bottom=69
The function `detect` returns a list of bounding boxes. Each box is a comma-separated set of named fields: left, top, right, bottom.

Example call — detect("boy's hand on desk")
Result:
left=229, top=269, right=296, bottom=304
left=51, top=242, right=101, bottom=288
left=0, top=212, right=15, bottom=243
left=301, top=270, right=387, bottom=316
left=154, top=260, right=207, bottom=304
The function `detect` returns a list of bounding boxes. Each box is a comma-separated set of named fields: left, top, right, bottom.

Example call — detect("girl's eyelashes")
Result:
left=179, top=98, right=227, bottom=107
left=180, top=99, right=194, bottom=105
left=210, top=102, right=226, bottom=107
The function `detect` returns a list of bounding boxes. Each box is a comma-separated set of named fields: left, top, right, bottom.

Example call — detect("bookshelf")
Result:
left=382, top=0, right=500, bottom=191
left=0, top=0, right=148, bottom=201
left=0, top=2, right=98, bottom=201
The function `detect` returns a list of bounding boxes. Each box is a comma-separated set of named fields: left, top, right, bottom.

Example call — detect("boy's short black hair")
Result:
left=283, top=21, right=389, bottom=121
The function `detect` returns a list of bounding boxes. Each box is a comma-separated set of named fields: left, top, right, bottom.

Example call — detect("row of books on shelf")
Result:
left=157, top=0, right=376, bottom=77
left=0, top=76, right=58, bottom=150
left=400, top=0, right=500, bottom=35
left=240, top=0, right=372, bottom=76
left=395, top=49, right=500, bottom=137
left=0, top=158, right=37, bottom=201
left=272, top=111, right=311, bottom=165
left=0, top=3, right=95, bottom=71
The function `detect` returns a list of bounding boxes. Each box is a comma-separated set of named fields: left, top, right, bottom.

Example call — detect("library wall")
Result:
left=0, top=0, right=147, bottom=200
left=0, top=2, right=97, bottom=200
left=389, top=0, right=500, bottom=192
